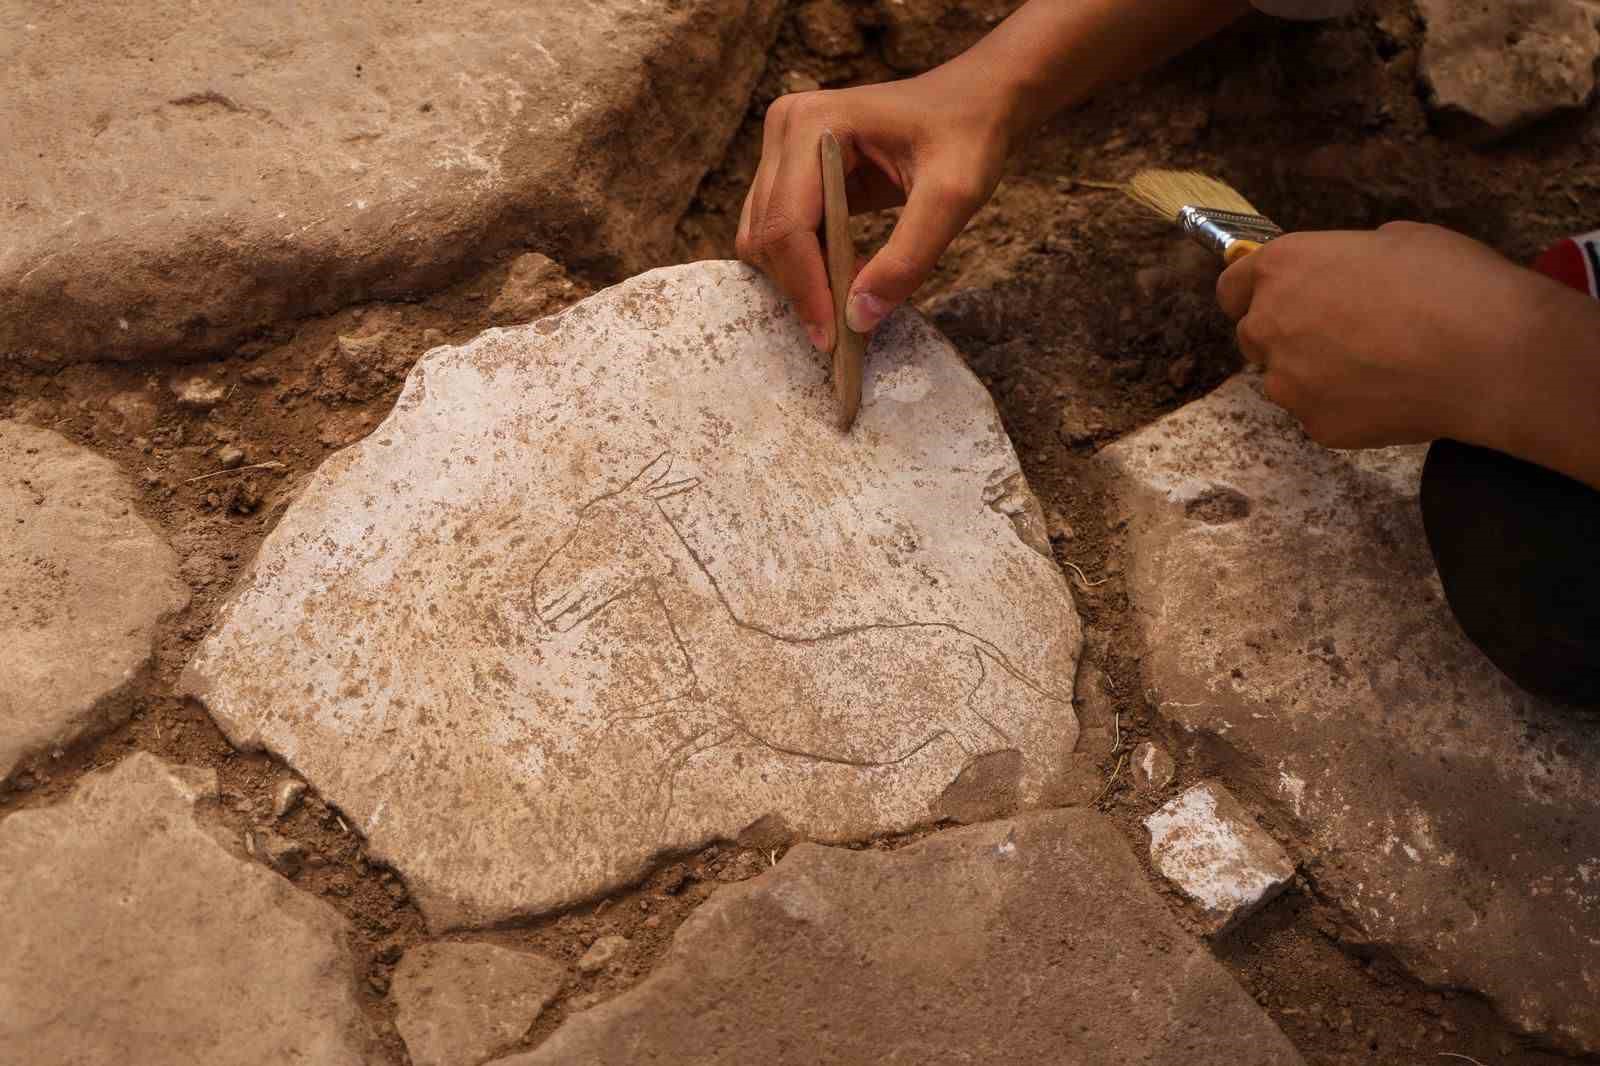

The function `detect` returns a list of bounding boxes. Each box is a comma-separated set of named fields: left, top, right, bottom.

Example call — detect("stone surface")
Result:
left=1132, top=740, right=1175, bottom=794
left=575, top=935, right=631, bottom=975
left=495, top=811, right=1302, bottom=1065
left=796, top=0, right=865, bottom=57
left=185, top=261, right=1082, bottom=928
left=1418, top=0, right=1600, bottom=134
left=2, top=1, right=780, bottom=363
left=0, top=753, right=374, bottom=1065
left=393, top=942, right=566, bottom=1066
left=1100, top=375, right=1600, bottom=1050
left=879, top=0, right=1025, bottom=73
left=1146, top=780, right=1295, bottom=934
left=1, top=421, right=188, bottom=779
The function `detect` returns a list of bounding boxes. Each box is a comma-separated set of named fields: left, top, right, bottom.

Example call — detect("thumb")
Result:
left=847, top=177, right=985, bottom=333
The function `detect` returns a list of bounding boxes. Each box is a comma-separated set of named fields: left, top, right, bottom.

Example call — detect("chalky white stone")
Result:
left=1, top=421, right=188, bottom=779
left=185, top=262, right=1082, bottom=928
left=1145, top=780, right=1295, bottom=933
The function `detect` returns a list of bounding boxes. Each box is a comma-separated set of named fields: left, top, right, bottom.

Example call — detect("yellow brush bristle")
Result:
left=1127, top=169, right=1262, bottom=222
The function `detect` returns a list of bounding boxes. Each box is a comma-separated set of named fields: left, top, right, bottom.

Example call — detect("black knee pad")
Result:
left=1421, top=439, right=1600, bottom=708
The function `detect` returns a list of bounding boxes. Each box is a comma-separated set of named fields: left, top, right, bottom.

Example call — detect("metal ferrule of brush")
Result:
left=1177, top=205, right=1284, bottom=259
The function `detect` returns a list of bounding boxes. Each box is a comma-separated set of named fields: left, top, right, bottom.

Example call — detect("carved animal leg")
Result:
left=947, top=645, right=1015, bottom=756
left=649, top=721, right=739, bottom=836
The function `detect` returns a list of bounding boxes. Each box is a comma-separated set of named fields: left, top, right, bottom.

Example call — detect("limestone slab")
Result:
left=393, top=942, right=565, bottom=1066
left=185, top=261, right=1082, bottom=928
left=1418, top=0, right=1600, bottom=134
left=1100, top=374, right=1600, bottom=1051
left=0, top=753, right=375, bottom=1066
left=1, top=421, right=188, bottom=779
left=494, top=811, right=1302, bottom=1065
left=1146, top=780, right=1295, bottom=934
left=1, top=0, right=780, bottom=362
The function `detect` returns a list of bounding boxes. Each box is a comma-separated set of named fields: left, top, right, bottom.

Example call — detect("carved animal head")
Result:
left=532, top=453, right=700, bottom=632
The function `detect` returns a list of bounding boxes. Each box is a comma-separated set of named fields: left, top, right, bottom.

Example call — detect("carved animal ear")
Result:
left=628, top=452, right=674, bottom=492
left=646, top=477, right=700, bottom=501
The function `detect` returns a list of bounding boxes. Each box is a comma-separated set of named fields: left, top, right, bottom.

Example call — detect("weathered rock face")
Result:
left=1, top=422, right=188, bottom=779
left=494, top=811, right=1302, bottom=1065
left=393, top=942, right=566, bottom=1066
left=1, top=0, right=780, bottom=363
left=185, top=261, right=1082, bottom=928
left=0, top=754, right=375, bottom=1066
left=878, top=0, right=1025, bottom=72
left=1100, top=375, right=1600, bottom=1051
left=1418, top=0, right=1600, bottom=134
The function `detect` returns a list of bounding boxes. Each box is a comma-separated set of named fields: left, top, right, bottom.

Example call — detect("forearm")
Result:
left=1485, top=279, right=1600, bottom=492
left=925, top=0, right=1253, bottom=140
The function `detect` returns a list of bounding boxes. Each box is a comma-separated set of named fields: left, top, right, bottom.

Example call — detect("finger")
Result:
left=743, top=97, right=792, bottom=264
left=747, top=148, right=782, bottom=263
left=757, top=145, right=833, bottom=351
left=735, top=184, right=756, bottom=261
left=1235, top=312, right=1268, bottom=369
left=1215, top=249, right=1262, bottom=321
left=847, top=175, right=984, bottom=333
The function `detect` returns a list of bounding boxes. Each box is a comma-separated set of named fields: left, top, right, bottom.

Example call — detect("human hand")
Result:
left=1215, top=222, right=1566, bottom=451
left=736, top=70, right=1010, bottom=352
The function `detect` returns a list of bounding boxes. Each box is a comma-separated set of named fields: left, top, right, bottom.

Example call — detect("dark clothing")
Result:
left=1422, top=438, right=1600, bottom=708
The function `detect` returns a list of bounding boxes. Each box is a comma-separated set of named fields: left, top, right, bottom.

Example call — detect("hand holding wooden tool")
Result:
left=820, top=130, right=865, bottom=432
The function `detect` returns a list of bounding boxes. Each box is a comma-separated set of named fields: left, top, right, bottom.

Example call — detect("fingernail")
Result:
left=846, top=292, right=891, bottom=334
left=806, top=322, right=828, bottom=351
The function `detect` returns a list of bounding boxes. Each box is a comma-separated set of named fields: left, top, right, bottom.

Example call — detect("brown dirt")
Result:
left=4, top=1, right=1600, bottom=1064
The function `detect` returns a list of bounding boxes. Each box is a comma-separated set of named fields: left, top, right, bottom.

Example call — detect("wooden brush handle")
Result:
left=1223, top=240, right=1263, bottom=266
left=819, top=130, right=864, bottom=432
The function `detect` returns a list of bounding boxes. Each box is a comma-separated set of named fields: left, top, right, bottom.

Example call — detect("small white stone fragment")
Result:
left=171, top=375, right=228, bottom=409
left=273, top=776, right=308, bottom=819
left=1132, top=741, right=1175, bottom=794
left=576, top=935, right=630, bottom=975
left=1145, top=780, right=1294, bottom=934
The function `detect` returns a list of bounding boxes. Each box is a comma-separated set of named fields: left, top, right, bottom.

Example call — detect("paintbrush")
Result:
left=1126, top=170, right=1283, bottom=265
left=819, top=130, right=865, bottom=432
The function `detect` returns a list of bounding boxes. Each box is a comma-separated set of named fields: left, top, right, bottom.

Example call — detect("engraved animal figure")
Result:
left=532, top=454, right=1069, bottom=770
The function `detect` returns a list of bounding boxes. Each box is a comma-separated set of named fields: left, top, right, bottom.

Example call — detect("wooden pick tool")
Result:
left=819, top=130, right=865, bottom=432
